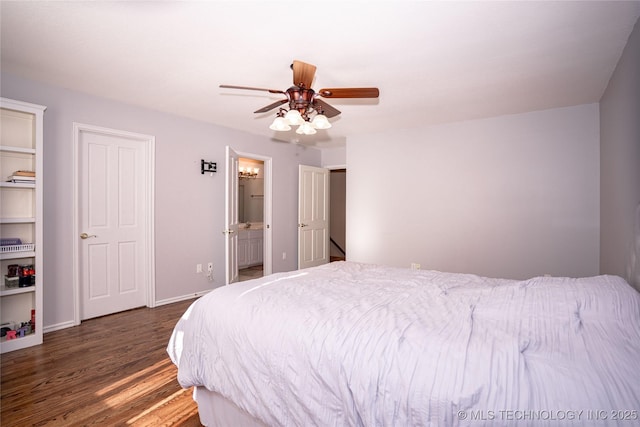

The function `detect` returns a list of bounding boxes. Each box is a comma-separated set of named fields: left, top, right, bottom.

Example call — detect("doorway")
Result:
left=329, top=169, right=346, bottom=262
left=225, top=148, right=272, bottom=284
left=238, top=157, right=265, bottom=282
left=296, top=165, right=347, bottom=269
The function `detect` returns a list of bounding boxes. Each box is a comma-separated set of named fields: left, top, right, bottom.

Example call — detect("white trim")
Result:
left=72, top=122, right=156, bottom=325
left=146, top=134, right=157, bottom=308
left=235, top=150, right=273, bottom=277
left=72, top=125, right=80, bottom=326
left=324, top=164, right=347, bottom=170
left=154, top=291, right=211, bottom=307
left=0, top=97, right=47, bottom=113
left=43, top=320, right=76, bottom=334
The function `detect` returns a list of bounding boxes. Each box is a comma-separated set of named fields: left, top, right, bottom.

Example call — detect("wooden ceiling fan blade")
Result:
left=220, top=84, right=285, bottom=94
left=254, top=99, right=288, bottom=114
left=314, top=99, right=341, bottom=118
left=292, top=60, right=316, bottom=89
left=318, top=87, right=380, bottom=98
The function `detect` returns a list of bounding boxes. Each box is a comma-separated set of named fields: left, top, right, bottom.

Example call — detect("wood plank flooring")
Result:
left=1, top=299, right=202, bottom=426
left=238, top=265, right=264, bottom=282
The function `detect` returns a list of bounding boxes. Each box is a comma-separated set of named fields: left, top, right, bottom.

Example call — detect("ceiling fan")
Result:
left=220, top=60, right=379, bottom=134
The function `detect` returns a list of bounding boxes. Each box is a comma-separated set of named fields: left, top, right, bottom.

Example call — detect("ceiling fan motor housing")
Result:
left=287, top=86, right=316, bottom=117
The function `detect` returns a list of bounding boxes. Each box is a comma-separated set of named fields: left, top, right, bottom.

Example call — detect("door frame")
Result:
left=71, top=122, right=156, bottom=326
left=224, top=146, right=240, bottom=285
left=225, top=148, right=273, bottom=283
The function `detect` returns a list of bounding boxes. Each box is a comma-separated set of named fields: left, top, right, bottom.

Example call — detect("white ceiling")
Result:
left=2, top=1, right=639, bottom=148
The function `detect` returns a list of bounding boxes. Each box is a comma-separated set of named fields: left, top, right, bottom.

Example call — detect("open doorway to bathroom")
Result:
left=238, top=157, right=265, bottom=281
left=330, top=169, right=346, bottom=262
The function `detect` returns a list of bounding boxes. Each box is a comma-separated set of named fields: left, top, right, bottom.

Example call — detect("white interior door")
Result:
left=77, top=125, right=153, bottom=320
left=298, top=165, right=329, bottom=269
left=225, top=146, right=240, bottom=284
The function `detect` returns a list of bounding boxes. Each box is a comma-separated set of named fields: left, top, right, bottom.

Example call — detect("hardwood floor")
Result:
left=1, top=299, right=202, bottom=426
left=238, top=264, right=264, bottom=282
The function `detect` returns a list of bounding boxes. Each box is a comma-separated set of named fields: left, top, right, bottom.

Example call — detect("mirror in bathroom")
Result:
left=238, top=178, right=263, bottom=223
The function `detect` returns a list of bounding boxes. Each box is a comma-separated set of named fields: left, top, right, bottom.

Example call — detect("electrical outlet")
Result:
left=282, top=252, right=287, bottom=260
left=206, top=262, right=214, bottom=282
left=196, top=263, right=202, bottom=273
left=411, top=263, right=421, bottom=270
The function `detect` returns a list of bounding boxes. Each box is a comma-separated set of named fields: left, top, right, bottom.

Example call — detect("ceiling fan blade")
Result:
left=254, top=99, right=288, bottom=113
left=314, top=99, right=341, bottom=118
left=291, top=60, right=316, bottom=89
left=220, top=84, right=285, bottom=94
left=318, top=87, right=380, bottom=98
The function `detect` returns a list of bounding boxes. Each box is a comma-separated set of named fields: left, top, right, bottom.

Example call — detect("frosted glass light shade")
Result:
left=269, top=116, right=291, bottom=131
left=311, top=114, right=331, bottom=129
left=284, top=109, right=304, bottom=125
left=296, top=121, right=317, bottom=135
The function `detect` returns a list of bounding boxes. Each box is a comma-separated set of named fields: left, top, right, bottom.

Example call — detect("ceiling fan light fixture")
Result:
left=311, top=113, right=331, bottom=129
left=296, top=121, right=317, bottom=135
left=269, top=116, right=291, bottom=131
left=284, top=109, right=304, bottom=125
left=221, top=60, right=379, bottom=136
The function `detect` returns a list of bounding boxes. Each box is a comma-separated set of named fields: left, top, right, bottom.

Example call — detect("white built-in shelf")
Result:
left=0, top=251, right=36, bottom=261
left=0, top=182, right=36, bottom=189
left=0, top=285, right=36, bottom=297
left=0, top=217, right=36, bottom=224
left=0, top=145, right=36, bottom=154
left=1, top=333, right=40, bottom=353
left=0, top=97, right=45, bottom=353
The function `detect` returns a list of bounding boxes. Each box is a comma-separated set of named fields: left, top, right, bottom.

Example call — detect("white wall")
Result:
left=600, top=19, right=640, bottom=289
left=321, top=146, right=346, bottom=168
left=1, top=73, right=321, bottom=330
left=347, top=104, right=600, bottom=280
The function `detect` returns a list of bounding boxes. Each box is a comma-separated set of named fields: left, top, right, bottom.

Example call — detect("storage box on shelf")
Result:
left=0, top=97, right=46, bottom=353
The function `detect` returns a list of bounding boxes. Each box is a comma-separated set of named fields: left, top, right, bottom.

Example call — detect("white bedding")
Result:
left=167, top=262, right=640, bottom=426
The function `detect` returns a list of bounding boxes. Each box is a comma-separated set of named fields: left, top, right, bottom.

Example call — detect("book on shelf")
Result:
left=5, top=170, right=36, bottom=183
left=7, top=176, right=36, bottom=183
left=7, top=180, right=36, bottom=184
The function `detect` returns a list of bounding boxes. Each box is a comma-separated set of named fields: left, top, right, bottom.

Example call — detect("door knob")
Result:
left=222, top=229, right=235, bottom=235
left=298, top=223, right=308, bottom=228
left=80, top=232, right=97, bottom=239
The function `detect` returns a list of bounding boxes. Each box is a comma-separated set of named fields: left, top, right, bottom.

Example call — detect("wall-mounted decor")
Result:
left=201, top=159, right=217, bottom=175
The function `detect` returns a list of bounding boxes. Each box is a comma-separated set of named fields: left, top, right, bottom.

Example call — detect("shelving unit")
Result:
left=0, top=97, right=46, bottom=353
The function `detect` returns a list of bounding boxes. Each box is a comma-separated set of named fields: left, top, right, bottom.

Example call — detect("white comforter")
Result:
left=167, top=262, right=640, bottom=426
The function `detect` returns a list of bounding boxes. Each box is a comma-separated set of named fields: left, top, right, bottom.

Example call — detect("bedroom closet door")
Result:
left=75, top=123, right=155, bottom=321
left=224, top=146, right=240, bottom=284
left=298, top=165, right=329, bottom=269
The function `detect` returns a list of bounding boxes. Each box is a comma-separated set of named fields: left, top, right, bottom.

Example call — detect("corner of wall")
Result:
left=320, top=145, right=347, bottom=168
left=599, top=17, right=640, bottom=288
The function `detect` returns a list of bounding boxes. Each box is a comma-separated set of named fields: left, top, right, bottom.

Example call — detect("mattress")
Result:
left=168, top=261, right=640, bottom=426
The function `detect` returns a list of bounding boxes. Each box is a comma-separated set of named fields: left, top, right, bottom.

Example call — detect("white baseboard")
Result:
left=44, top=320, right=76, bottom=334
left=154, top=290, right=211, bottom=307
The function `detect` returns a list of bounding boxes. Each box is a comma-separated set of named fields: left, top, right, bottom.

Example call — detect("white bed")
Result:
left=167, top=261, right=640, bottom=426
